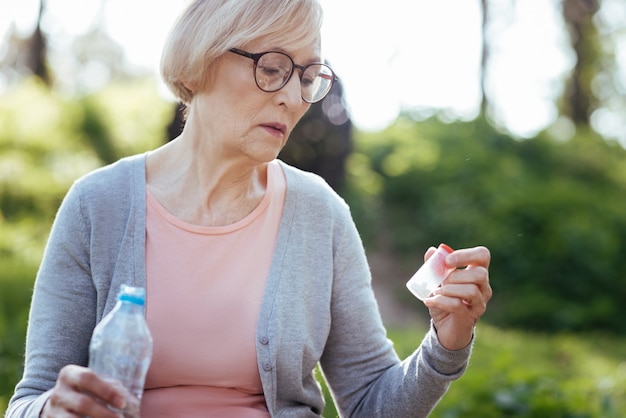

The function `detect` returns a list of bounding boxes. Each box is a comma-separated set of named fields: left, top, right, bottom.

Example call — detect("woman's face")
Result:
left=189, top=37, right=321, bottom=164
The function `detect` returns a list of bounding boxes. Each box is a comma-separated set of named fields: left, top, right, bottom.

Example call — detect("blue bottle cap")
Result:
left=118, top=285, right=146, bottom=306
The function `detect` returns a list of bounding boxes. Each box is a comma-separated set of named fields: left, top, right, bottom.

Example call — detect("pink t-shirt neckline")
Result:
left=146, top=168, right=275, bottom=234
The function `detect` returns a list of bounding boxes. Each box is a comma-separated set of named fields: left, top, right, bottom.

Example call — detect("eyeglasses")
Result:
left=229, top=48, right=337, bottom=104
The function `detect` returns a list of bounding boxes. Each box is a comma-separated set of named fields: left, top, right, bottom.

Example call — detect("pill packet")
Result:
left=406, top=243, right=455, bottom=301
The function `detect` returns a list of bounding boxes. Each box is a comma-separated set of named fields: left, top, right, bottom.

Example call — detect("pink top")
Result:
left=141, top=161, right=285, bottom=417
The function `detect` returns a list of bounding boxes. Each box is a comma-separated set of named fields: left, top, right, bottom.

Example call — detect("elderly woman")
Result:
left=7, top=0, right=492, bottom=417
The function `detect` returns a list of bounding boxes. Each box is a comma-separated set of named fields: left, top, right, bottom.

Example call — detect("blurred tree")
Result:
left=587, top=0, right=626, bottom=145
left=351, top=114, right=626, bottom=333
left=480, top=0, right=625, bottom=144
left=480, top=0, right=490, bottom=115
left=0, top=0, right=50, bottom=85
left=79, top=96, right=118, bottom=165
left=61, top=0, right=129, bottom=94
left=1, top=0, right=130, bottom=95
left=279, top=78, right=352, bottom=191
left=478, top=0, right=516, bottom=126
left=561, top=0, right=601, bottom=125
left=64, top=27, right=128, bottom=93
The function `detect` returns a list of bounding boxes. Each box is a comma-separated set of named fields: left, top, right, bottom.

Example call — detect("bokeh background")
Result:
left=1, top=0, right=625, bottom=416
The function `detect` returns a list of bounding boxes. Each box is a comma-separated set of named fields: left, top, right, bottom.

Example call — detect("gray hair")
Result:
left=161, top=0, right=324, bottom=104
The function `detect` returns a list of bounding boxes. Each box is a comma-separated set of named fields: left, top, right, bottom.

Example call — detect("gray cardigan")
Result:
left=7, top=154, right=471, bottom=418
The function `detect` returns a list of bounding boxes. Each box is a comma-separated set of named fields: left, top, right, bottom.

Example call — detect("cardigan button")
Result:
left=263, top=362, right=272, bottom=371
left=259, top=336, right=269, bottom=345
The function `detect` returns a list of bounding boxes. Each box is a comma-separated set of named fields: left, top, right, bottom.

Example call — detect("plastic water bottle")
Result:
left=88, top=285, right=153, bottom=418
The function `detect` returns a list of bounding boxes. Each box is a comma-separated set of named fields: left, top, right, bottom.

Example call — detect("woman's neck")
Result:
left=145, top=134, right=269, bottom=227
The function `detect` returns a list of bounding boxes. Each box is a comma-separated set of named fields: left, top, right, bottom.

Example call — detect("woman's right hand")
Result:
left=41, top=364, right=126, bottom=418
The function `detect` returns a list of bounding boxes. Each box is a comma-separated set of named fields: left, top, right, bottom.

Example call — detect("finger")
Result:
left=42, top=409, right=82, bottom=418
left=57, top=366, right=126, bottom=416
left=446, top=246, right=491, bottom=269
left=71, top=368, right=126, bottom=410
left=445, top=265, right=490, bottom=291
left=423, top=246, right=437, bottom=262
left=41, top=396, right=82, bottom=418
left=86, top=378, right=127, bottom=412
left=436, top=267, right=491, bottom=306
left=433, top=284, right=488, bottom=312
left=48, top=388, right=121, bottom=418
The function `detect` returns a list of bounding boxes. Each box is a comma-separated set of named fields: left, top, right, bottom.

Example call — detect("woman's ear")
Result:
left=181, top=77, right=198, bottom=95
left=172, top=79, right=194, bottom=105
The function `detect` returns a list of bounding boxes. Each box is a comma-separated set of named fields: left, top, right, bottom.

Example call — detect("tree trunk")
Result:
left=561, top=0, right=600, bottom=125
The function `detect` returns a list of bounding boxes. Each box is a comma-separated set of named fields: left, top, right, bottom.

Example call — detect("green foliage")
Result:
left=429, top=325, right=626, bottom=418
left=346, top=115, right=626, bottom=333
left=0, top=77, right=172, bottom=266
left=316, top=324, right=626, bottom=418
left=0, top=259, right=36, bottom=414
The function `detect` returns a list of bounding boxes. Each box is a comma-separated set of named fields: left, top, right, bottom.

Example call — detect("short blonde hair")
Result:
left=161, top=0, right=324, bottom=104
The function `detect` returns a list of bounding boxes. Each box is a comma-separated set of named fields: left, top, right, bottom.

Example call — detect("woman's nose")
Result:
left=276, top=72, right=304, bottom=109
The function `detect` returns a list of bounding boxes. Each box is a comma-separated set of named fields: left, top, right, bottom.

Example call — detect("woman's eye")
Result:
left=301, top=76, right=315, bottom=87
left=259, top=65, right=282, bottom=77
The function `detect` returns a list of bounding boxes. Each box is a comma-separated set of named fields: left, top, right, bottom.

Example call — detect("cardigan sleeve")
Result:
left=319, top=207, right=472, bottom=418
left=7, top=155, right=145, bottom=418
left=6, top=181, right=99, bottom=418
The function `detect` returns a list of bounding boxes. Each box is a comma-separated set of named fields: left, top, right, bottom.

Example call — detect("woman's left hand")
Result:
left=423, top=246, right=492, bottom=351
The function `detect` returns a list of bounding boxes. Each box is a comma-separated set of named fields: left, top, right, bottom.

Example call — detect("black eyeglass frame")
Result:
left=229, top=48, right=338, bottom=104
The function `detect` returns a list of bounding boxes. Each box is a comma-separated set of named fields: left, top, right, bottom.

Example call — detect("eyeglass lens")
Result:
left=256, top=52, right=334, bottom=103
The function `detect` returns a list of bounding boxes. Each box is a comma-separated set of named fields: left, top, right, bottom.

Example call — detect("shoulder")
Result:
left=279, top=160, right=348, bottom=213
left=277, top=160, right=357, bottom=240
left=66, top=153, right=146, bottom=217
left=74, top=153, right=146, bottom=193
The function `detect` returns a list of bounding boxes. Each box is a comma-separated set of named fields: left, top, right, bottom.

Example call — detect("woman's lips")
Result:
left=260, top=123, right=287, bottom=137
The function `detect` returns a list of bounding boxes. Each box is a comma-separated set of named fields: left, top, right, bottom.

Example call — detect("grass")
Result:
left=424, top=326, right=626, bottom=417
left=316, top=325, right=626, bottom=417
left=2, top=259, right=625, bottom=417
left=0, top=259, right=36, bottom=415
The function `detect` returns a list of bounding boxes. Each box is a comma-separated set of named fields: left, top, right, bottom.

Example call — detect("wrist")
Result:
left=432, top=322, right=475, bottom=351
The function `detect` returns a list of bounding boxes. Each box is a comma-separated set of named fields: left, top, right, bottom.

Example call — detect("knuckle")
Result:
left=466, top=266, right=487, bottom=282
left=76, top=370, right=92, bottom=387
left=48, top=390, right=63, bottom=406
left=480, top=265, right=490, bottom=277
left=57, top=364, right=74, bottom=379
left=474, top=265, right=489, bottom=280
left=75, top=393, right=93, bottom=412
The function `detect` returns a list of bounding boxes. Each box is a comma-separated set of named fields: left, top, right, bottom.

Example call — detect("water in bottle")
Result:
left=89, top=285, right=153, bottom=418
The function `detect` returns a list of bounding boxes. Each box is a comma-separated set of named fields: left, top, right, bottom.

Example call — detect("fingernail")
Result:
left=115, top=396, right=126, bottom=409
